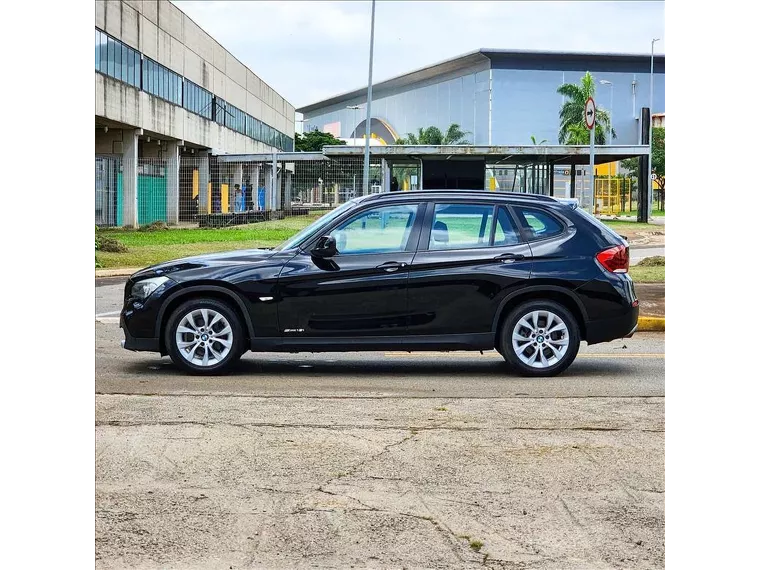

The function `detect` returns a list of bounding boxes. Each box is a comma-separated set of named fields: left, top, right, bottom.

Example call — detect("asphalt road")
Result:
left=96, top=278, right=664, bottom=569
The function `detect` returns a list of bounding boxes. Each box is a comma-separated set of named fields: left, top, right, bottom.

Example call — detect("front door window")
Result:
left=331, top=204, right=419, bottom=254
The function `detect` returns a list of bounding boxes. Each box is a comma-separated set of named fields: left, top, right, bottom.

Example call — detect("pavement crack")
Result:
left=95, top=420, right=481, bottom=432
left=559, top=497, right=583, bottom=528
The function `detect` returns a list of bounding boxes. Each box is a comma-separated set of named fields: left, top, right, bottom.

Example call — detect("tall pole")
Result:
left=589, top=122, right=595, bottom=214
left=608, top=85, right=613, bottom=208
left=649, top=38, right=659, bottom=219
left=363, top=0, right=376, bottom=196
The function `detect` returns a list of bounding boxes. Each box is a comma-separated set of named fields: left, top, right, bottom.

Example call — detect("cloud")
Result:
left=173, top=1, right=665, bottom=109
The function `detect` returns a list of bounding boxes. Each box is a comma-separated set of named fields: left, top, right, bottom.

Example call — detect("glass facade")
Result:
left=304, top=58, right=664, bottom=149
left=95, top=28, right=293, bottom=151
left=491, top=67, right=664, bottom=146
left=304, top=67, right=491, bottom=145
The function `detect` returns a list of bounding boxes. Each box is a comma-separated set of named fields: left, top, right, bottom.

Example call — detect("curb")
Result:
left=95, top=268, right=142, bottom=278
left=637, top=316, right=665, bottom=332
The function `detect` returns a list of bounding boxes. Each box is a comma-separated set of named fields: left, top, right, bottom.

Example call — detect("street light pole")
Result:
left=363, top=0, right=376, bottom=196
left=600, top=79, right=613, bottom=209
left=649, top=38, right=660, bottom=219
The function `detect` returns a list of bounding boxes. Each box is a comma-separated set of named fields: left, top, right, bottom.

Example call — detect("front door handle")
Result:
left=494, top=253, right=525, bottom=263
left=376, top=261, right=407, bottom=272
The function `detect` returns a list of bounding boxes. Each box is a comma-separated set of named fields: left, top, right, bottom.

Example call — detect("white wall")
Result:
left=96, top=0, right=294, bottom=153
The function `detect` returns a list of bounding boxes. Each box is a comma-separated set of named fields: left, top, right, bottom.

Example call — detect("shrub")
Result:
left=139, top=220, right=170, bottom=232
left=637, top=256, right=665, bottom=267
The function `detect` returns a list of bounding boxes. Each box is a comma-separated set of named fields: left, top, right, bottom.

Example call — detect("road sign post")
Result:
left=585, top=97, right=596, bottom=213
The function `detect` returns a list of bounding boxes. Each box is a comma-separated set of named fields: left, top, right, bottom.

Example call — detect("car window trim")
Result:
left=300, top=201, right=425, bottom=256
left=493, top=205, right=523, bottom=246
left=508, top=204, right=567, bottom=244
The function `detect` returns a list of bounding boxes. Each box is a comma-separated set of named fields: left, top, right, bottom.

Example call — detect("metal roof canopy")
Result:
left=215, top=145, right=648, bottom=165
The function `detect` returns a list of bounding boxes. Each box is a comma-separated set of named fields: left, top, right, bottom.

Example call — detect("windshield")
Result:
left=274, top=200, right=358, bottom=251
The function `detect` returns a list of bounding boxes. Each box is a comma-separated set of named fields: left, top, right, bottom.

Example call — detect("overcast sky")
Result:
left=173, top=1, right=665, bottom=111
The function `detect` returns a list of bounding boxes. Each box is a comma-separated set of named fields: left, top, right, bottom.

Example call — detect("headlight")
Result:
left=130, top=276, right=170, bottom=300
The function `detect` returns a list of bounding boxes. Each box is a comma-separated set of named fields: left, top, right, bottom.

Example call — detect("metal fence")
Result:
left=96, top=153, right=651, bottom=228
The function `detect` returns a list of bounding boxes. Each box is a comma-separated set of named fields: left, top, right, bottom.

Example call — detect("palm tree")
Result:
left=557, top=72, right=615, bottom=145
left=396, top=124, right=471, bottom=145
left=530, top=135, right=548, bottom=145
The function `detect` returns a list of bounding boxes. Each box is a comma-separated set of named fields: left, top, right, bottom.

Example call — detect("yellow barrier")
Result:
left=221, top=183, right=229, bottom=213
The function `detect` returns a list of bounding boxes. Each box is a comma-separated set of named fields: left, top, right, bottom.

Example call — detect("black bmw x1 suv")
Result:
left=120, top=190, right=638, bottom=377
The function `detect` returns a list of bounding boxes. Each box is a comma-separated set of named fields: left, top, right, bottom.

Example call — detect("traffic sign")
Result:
left=651, top=173, right=657, bottom=180
left=584, top=97, right=596, bottom=130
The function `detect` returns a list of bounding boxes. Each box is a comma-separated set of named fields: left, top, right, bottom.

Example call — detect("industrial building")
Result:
left=95, top=0, right=295, bottom=227
left=297, top=48, right=665, bottom=148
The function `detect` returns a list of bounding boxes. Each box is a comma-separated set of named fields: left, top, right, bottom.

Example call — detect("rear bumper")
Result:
left=585, top=306, right=639, bottom=345
left=121, top=315, right=160, bottom=352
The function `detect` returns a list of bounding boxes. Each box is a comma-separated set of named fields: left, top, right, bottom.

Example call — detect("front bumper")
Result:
left=120, top=315, right=160, bottom=352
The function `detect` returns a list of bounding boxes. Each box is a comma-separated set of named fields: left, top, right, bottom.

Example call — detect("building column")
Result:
left=270, top=153, right=279, bottom=211
left=262, top=164, right=272, bottom=211
left=283, top=169, right=293, bottom=210
left=381, top=158, right=390, bottom=193
left=570, top=165, right=576, bottom=199
left=121, top=129, right=139, bottom=228
left=165, top=141, right=180, bottom=225
left=198, top=150, right=210, bottom=214
left=251, top=165, right=261, bottom=210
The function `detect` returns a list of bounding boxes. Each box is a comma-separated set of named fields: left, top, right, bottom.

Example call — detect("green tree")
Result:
left=557, top=71, right=615, bottom=145
left=530, top=135, right=548, bottom=145
left=295, top=129, right=347, bottom=151
left=620, top=127, right=664, bottom=205
left=395, top=124, right=471, bottom=145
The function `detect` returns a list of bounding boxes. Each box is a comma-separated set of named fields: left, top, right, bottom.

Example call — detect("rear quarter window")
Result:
left=512, top=206, right=564, bottom=241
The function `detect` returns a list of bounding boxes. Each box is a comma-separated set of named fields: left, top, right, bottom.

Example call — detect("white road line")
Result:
left=95, top=311, right=121, bottom=317
left=96, top=317, right=120, bottom=324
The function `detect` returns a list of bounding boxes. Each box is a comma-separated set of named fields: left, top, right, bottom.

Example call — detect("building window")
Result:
left=141, top=56, right=182, bottom=105
left=96, top=29, right=140, bottom=89
left=183, top=80, right=212, bottom=120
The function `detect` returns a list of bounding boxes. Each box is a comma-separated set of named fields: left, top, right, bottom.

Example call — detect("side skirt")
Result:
left=250, top=333, right=495, bottom=353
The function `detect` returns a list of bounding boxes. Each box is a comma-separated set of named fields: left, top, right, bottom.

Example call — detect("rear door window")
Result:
left=494, top=207, right=522, bottom=246
left=427, top=203, right=494, bottom=250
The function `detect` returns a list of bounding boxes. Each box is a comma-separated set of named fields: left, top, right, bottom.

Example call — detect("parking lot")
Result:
left=96, top=278, right=664, bottom=569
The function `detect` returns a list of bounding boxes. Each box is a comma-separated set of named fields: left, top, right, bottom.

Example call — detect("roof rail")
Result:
left=364, top=190, right=558, bottom=203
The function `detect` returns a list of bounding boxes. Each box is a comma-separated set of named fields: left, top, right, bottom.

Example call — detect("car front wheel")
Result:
left=165, top=298, right=245, bottom=375
left=500, top=300, right=580, bottom=377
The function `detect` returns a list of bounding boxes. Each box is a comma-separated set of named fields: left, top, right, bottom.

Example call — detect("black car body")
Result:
left=121, top=191, right=638, bottom=376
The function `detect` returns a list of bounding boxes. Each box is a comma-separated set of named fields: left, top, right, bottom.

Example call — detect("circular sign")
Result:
left=584, top=97, right=596, bottom=130
left=651, top=173, right=657, bottom=180
left=563, top=169, right=570, bottom=176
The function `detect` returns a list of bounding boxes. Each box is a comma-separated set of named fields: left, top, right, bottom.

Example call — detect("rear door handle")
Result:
left=376, top=261, right=407, bottom=272
left=494, top=253, right=525, bottom=262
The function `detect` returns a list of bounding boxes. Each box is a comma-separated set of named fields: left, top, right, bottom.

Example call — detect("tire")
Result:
left=499, top=300, right=580, bottom=377
left=165, top=298, right=246, bottom=375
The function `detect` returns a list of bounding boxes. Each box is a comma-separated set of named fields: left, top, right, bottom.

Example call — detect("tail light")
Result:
left=596, top=245, right=629, bottom=273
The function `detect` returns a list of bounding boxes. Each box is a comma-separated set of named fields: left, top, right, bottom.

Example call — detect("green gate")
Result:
left=116, top=173, right=167, bottom=226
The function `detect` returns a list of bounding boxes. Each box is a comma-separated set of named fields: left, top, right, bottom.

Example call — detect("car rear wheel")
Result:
left=500, top=300, right=580, bottom=377
left=165, top=298, right=245, bottom=375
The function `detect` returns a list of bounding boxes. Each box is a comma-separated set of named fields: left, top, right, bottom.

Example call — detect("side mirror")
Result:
left=311, top=235, right=338, bottom=258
